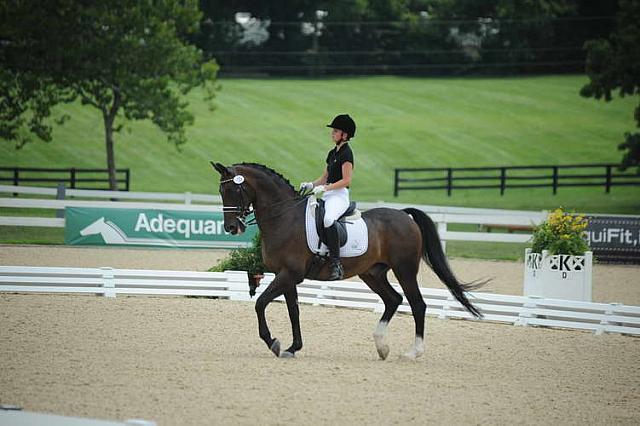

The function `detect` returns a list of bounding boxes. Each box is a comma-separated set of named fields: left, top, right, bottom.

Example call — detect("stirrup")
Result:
left=328, top=258, right=344, bottom=281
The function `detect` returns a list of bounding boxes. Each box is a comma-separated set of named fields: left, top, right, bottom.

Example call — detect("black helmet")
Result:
left=327, top=114, right=356, bottom=138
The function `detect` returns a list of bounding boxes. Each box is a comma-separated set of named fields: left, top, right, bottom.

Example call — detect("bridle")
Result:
left=220, top=175, right=255, bottom=231
left=220, top=174, right=311, bottom=230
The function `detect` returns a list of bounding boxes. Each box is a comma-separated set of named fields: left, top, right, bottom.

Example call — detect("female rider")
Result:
left=300, top=114, right=356, bottom=280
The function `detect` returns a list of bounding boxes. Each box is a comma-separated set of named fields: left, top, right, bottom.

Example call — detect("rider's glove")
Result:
left=299, top=182, right=314, bottom=192
left=312, top=185, right=325, bottom=198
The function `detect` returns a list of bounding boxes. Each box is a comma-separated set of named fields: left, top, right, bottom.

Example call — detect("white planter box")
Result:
left=523, top=248, right=593, bottom=302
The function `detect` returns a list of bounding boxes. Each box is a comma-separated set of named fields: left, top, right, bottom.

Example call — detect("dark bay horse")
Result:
left=212, top=162, right=486, bottom=360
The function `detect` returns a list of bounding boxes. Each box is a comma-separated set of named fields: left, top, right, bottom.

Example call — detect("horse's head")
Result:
left=210, top=162, right=256, bottom=235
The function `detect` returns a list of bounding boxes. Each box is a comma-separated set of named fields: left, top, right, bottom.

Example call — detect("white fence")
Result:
left=1, top=266, right=638, bottom=336
left=0, top=184, right=544, bottom=246
left=0, top=184, right=221, bottom=204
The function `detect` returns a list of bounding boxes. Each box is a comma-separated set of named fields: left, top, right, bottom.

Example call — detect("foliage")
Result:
left=0, top=0, right=219, bottom=189
left=581, top=0, right=640, bottom=174
left=531, top=208, right=589, bottom=256
left=196, top=0, right=603, bottom=75
left=209, top=232, right=266, bottom=275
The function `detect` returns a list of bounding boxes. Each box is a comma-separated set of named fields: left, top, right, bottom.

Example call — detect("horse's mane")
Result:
left=234, top=162, right=297, bottom=195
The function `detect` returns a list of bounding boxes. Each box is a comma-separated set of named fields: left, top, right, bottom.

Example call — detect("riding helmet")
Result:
left=327, top=114, right=356, bottom=138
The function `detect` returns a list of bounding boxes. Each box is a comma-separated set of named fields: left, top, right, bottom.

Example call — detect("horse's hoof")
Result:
left=399, top=350, right=423, bottom=361
left=279, top=351, right=295, bottom=359
left=399, top=353, right=417, bottom=361
left=376, top=344, right=390, bottom=360
left=269, top=339, right=281, bottom=357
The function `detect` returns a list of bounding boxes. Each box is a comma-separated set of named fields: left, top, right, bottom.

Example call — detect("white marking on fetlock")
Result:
left=401, top=336, right=425, bottom=360
left=373, top=321, right=390, bottom=360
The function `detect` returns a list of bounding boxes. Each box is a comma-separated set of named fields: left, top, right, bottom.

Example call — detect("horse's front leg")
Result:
left=254, top=270, right=302, bottom=357
left=280, top=286, right=302, bottom=358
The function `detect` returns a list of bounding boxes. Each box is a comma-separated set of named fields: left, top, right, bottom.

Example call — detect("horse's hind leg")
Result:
left=391, top=264, right=426, bottom=360
left=359, top=264, right=402, bottom=360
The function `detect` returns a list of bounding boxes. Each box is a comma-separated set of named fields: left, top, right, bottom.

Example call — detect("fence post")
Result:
left=552, top=166, right=558, bottom=194
left=56, top=183, right=66, bottom=219
left=12, top=169, right=19, bottom=196
left=596, top=302, right=621, bottom=335
left=605, top=165, right=612, bottom=193
left=100, top=267, right=116, bottom=298
left=439, top=294, right=454, bottom=320
left=446, top=168, right=453, bottom=196
left=125, top=169, right=130, bottom=191
left=225, top=270, right=251, bottom=301
left=70, top=168, right=76, bottom=189
left=516, top=295, right=541, bottom=327
left=393, top=169, right=399, bottom=197
left=184, top=191, right=192, bottom=205
left=500, top=167, right=506, bottom=195
left=437, top=221, right=447, bottom=253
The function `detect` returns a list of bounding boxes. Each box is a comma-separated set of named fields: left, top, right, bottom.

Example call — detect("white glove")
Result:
left=312, top=185, right=325, bottom=198
left=299, top=182, right=314, bottom=192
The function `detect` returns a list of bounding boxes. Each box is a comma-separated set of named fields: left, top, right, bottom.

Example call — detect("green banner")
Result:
left=64, top=207, right=256, bottom=248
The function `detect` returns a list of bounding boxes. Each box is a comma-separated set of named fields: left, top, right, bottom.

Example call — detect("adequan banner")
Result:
left=64, top=207, right=256, bottom=248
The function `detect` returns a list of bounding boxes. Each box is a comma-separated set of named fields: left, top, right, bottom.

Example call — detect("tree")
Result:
left=581, top=0, right=640, bottom=173
left=0, top=0, right=219, bottom=190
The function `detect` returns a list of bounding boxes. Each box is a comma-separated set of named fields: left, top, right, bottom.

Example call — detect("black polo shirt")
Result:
left=326, top=143, right=354, bottom=186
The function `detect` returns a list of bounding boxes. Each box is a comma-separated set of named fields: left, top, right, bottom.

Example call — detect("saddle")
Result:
left=315, top=200, right=360, bottom=249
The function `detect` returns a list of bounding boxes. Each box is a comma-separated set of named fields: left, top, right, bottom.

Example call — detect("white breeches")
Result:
left=322, top=188, right=350, bottom=228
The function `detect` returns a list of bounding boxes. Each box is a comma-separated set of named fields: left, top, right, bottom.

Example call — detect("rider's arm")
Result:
left=325, top=162, right=352, bottom=191
left=312, top=169, right=328, bottom=187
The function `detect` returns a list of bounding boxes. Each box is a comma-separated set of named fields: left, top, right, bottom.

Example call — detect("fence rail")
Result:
left=0, top=194, right=544, bottom=247
left=0, top=167, right=130, bottom=191
left=394, top=164, right=640, bottom=196
left=1, top=267, right=638, bottom=336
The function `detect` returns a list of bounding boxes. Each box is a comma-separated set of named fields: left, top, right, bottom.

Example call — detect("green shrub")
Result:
left=209, top=232, right=266, bottom=275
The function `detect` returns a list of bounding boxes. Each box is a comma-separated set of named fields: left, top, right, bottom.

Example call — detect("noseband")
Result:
left=220, top=175, right=254, bottom=230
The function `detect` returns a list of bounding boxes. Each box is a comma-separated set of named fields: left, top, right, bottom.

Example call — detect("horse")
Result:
left=211, top=162, right=487, bottom=360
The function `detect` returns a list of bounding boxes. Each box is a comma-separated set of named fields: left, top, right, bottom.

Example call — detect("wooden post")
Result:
left=446, top=168, right=453, bottom=196
left=437, top=221, right=447, bottom=253
left=100, top=267, right=116, bottom=298
left=393, top=169, right=399, bottom=197
left=605, top=165, right=612, bottom=193
left=55, top=183, right=66, bottom=219
left=70, top=168, right=76, bottom=189
left=552, top=166, right=558, bottom=194
left=500, top=167, right=506, bottom=195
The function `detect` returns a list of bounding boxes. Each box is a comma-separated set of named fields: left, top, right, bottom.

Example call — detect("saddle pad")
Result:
left=305, top=197, right=369, bottom=257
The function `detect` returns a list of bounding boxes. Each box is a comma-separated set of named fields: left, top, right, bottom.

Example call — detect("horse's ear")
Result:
left=210, top=161, right=230, bottom=176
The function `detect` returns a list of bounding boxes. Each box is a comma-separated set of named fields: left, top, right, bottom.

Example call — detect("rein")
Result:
left=220, top=176, right=310, bottom=228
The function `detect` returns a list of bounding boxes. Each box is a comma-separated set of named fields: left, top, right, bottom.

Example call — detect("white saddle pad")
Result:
left=305, top=197, right=369, bottom=257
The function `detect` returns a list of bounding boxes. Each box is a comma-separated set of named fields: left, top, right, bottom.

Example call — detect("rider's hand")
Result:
left=312, top=185, right=325, bottom=198
left=299, top=182, right=314, bottom=192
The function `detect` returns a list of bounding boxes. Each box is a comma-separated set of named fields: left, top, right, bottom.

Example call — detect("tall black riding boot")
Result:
left=325, top=223, right=344, bottom=280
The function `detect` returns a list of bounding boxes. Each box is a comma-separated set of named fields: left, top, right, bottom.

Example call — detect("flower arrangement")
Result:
left=531, top=208, right=590, bottom=256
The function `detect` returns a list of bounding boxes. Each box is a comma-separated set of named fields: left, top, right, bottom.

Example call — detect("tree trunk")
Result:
left=103, top=88, right=121, bottom=191
left=104, top=113, right=117, bottom=191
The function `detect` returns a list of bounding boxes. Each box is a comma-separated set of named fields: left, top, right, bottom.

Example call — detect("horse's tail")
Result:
left=403, top=208, right=486, bottom=318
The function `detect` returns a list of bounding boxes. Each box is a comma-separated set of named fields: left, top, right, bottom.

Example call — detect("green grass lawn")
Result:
left=1, top=75, right=638, bottom=256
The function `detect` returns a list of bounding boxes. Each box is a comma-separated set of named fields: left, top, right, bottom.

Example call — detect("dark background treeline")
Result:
left=191, top=0, right=619, bottom=76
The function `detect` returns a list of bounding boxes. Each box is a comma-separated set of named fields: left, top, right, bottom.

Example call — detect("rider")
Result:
left=300, top=114, right=356, bottom=280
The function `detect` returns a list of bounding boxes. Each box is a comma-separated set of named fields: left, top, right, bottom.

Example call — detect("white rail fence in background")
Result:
left=0, top=184, right=221, bottom=204
left=0, top=184, right=544, bottom=247
left=1, top=266, right=638, bottom=336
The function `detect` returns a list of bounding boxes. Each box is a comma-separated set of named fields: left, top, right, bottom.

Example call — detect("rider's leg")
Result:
left=323, top=189, right=349, bottom=280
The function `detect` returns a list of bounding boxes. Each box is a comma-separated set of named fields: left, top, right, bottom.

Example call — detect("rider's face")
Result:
left=331, top=128, right=346, bottom=143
